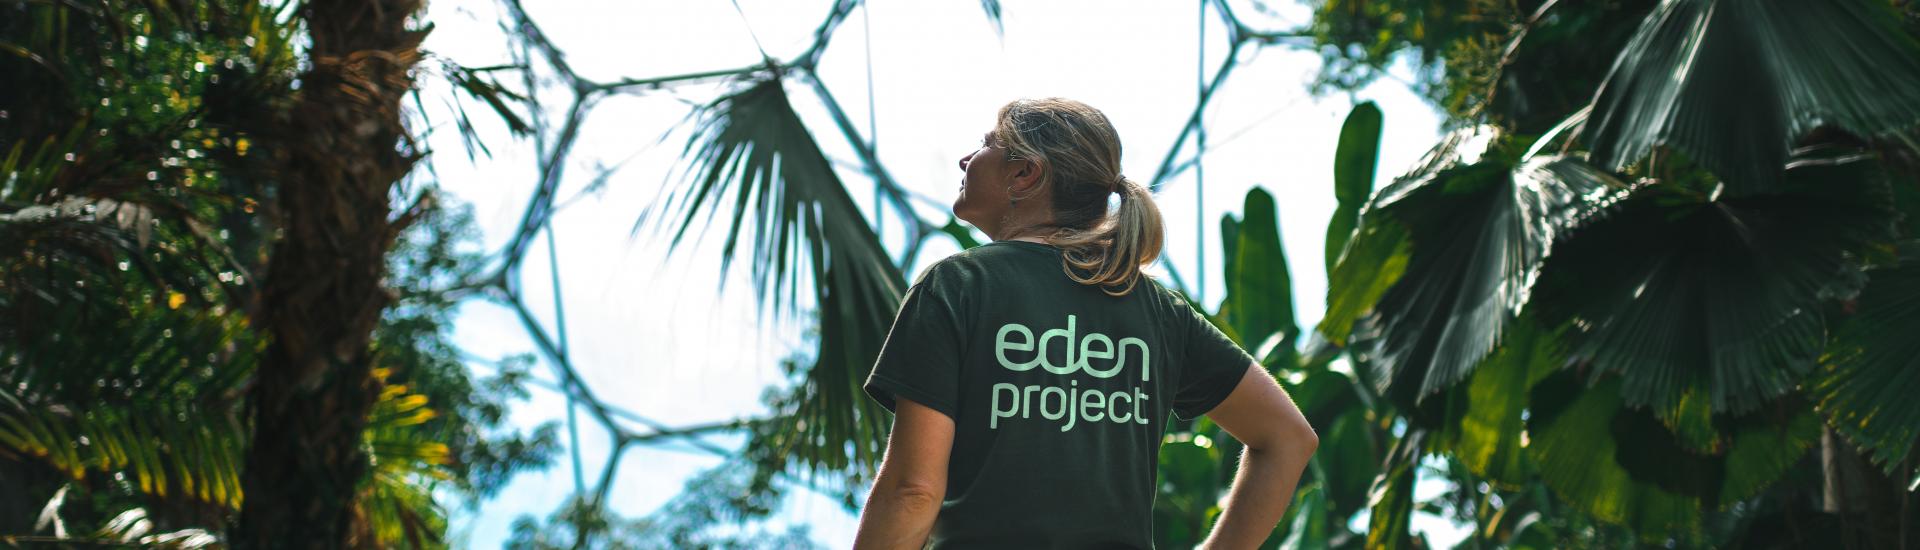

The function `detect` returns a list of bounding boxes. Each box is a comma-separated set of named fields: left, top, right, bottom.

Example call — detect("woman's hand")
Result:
left=852, top=397, right=955, bottom=550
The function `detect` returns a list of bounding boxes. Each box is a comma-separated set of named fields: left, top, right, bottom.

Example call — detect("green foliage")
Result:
left=1153, top=436, right=1224, bottom=548
left=506, top=459, right=823, bottom=549
left=1217, top=187, right=1299, bottom=360
left=0, top=2, right=553, bottom=543
left=378, top=202, right=561, bottom=502
left=1447, top=316, right=1559, bottom=487
left=1472, top=0, right=1655, bottom=133
left=1300, top=0, right=1920, bottom=543
left=1305, top=0, right=1512, bottom=99
left=940, top=216, right=985, bottom=250
left=1525, top=375, right=1702, bottom=537
left=1366, top=429, right=1427, bottom=549
left=1531, top=150, right=1899, bottom=417
left=1328, top=102, right=1383, bottom=274
left=1351, top=156, right=1623, bottom=408
left=1810, top=241, right=1920, bottom=474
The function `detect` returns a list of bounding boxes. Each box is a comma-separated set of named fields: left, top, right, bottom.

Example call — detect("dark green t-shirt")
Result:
left=862, top=240, right=1257, bottom=549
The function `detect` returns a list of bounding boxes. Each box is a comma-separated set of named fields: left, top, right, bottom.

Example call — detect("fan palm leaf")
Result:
left=1809, top=240, right=1920, bottom=477
left=1329, top=155, right=1626, bottom=405
left=1531, top=147, right=1898, bottom=418
left=1581, top=0, right=1920, bottom=194
left=1320, top=125, right=1499, bottom=349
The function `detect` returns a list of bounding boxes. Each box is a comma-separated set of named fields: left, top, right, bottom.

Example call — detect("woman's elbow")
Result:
left=882, top=482, right=944, bottom=516
left=1256, top=423, right=1317, bottom=458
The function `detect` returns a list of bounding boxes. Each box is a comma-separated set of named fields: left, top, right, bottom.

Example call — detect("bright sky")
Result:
left=413, top=0, right=1459, bottom=547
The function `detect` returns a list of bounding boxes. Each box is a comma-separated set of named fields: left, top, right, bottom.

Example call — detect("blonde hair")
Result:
left=992, top=98, right=1165, bottom=297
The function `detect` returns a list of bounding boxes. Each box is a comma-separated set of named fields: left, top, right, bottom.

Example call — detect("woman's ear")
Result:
left=1009, top=157, right=1044, bottom=196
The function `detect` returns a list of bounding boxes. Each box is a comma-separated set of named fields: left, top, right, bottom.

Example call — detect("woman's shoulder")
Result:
left=920, top=241, right=1049, bottom=273
left=1135, top=271, right=1197, bottom=311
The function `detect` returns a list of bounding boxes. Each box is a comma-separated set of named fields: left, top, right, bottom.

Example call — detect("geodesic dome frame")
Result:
left=464, top=0, right=1313, bottom=509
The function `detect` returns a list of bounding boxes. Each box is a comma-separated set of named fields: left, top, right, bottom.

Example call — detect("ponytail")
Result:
left=1050, top=177, right=1163, bottom=296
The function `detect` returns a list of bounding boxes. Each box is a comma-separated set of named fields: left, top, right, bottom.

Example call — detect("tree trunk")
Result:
left=232, top=0, right=427, bottom=547
left=1821, top=428, right=1907, bottom=549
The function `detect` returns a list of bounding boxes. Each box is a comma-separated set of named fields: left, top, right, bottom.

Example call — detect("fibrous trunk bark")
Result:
left=232, top=0, right=427, bottom=547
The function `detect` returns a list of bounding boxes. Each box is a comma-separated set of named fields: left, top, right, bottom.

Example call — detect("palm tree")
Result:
left=1309, top=0, right=1920, bottom=545
left=230, top=0, right=436, bottom=544
left=2, top=0, right=550, bottom=547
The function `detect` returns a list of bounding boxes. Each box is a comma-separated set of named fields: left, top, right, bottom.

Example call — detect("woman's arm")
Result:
left=1197, top=362, right=1320, bottom=549
left=852, top=397, right=955, bottom=550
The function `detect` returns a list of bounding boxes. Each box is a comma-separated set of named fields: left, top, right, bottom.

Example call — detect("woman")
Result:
left=854, top=98, right=1317, bottom=549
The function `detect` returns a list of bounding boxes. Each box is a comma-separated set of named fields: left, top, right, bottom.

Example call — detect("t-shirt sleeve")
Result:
left=862, top=262, right=965, bottom=421
left=1171, top=298, right=1257, bottom=420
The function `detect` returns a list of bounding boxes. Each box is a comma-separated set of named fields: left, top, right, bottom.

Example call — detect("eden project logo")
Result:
left=990, top=314, right=1151, bottom=432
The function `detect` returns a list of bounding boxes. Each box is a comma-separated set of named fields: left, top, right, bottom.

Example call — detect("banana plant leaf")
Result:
left=1531, top=147, right=1899, bottom=418
left=1328, top=102, right=1382, bottom=274
left=1809, top=240, right=1920, bottom=476
left=1527, top=373, right=1821, bottom=536
left=643, top=76, right=906, bottom=484
left=1525, top=374, right=1699, bottom=536
left=1448, top=315, right=1562, bottom=487
left=1217, top=187, right=1298, bottom=361
left=1582, top=0, right=1920, bottom=195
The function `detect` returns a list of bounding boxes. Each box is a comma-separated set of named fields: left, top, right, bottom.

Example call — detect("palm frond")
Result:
left=1810, top=240, right=1920, bottom=477
left=979, top=0, right=1005, bottom=36
left=361, top=368, right=454, bottom=549
left=640, top=75, right=905, bottom=486
left=1319, top=125, right=1499, bottom=348
left=1532, top=147, right=1899, bottom=417
left=6, top=500, right=221, bottom=548
left=1340, top=156, right=1626, bottom=406
left=1582, top=0, right=1920, bottom=194
left=0, top=372, right=249, bottom=509
left=0, top=130, right=253, bottom=548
